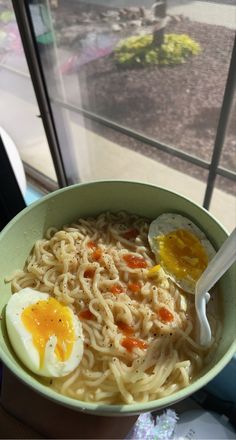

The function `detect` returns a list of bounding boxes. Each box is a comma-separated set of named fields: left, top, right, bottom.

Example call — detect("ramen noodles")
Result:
left=8, top=211, right=221, bottom=404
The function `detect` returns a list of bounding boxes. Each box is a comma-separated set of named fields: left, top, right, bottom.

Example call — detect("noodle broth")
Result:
left=9, top=211, right=221, bottom=405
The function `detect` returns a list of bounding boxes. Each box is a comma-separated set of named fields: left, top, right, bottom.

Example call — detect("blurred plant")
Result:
left=115, top=33, right=201, bottom=68
left=0, top=10, right=14, bottom=24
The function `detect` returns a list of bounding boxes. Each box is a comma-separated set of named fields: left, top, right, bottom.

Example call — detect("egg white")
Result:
left=6, top=288, right=84, bottom=377
left=148, top=213, right=216, bottom=293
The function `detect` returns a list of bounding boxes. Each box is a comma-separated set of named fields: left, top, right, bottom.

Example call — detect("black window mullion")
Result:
left=203, top=34, right=236, bottom=209
left=11, top=0, right=69, bottom=188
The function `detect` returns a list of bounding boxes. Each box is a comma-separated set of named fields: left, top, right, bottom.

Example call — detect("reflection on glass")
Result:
left=43, top=0, right=235, bottom=165
left=24, top=0, right=235, bottom=208
left=28, top=0, right=82, bottom=183
left=0, top=2, right=27, bottom=73
left=0, top=1, right=56, bottom=181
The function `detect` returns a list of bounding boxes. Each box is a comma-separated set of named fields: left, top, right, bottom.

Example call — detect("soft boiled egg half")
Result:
left=6, top=288, right=84, bottom=377
left=148, top=213, right=216, bottom=293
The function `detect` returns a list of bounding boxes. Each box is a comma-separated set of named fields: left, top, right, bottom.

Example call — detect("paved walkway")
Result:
left=169, top=0, right=236, bottom=29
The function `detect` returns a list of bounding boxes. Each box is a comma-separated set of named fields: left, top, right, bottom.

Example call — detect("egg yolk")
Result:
left=21, top=298, right=75, bottom=365
left=157, top=229, right=208, bottom=282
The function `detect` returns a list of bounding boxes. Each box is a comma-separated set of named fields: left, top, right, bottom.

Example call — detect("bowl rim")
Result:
left=0, top=179, right=231, bottom=237
left=0, top=179, right=235, bottom=415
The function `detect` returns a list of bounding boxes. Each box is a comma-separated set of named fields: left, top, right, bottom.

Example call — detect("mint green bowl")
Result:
left=0, top=181, right=235, bottom=416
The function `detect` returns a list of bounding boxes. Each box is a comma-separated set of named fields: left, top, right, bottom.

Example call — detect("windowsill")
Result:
left=24, top=184, right=45, bottom=206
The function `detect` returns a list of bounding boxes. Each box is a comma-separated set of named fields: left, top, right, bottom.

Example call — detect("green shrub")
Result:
left=115, top=33, right=201, bottom=68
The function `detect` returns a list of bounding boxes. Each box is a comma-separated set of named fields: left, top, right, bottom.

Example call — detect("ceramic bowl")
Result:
left=0, top=181, right=235, bottom=415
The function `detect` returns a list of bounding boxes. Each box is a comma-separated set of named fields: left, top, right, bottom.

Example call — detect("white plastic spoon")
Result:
left=195, top=227, right=236, bottom=347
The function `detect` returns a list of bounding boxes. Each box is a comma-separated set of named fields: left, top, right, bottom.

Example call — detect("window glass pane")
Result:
left=210, top=175, right=236, bottom=233
left=216, top=174, right=235, bottom=198
left=219, top=94, right=236, bottom=174
left=26, top=0, right=235, bottom=232
left=0, top=1, right=57, bottom=182
left=67, top=112, right=207, bottom=205
left=46, top=0, right=235, bottom=166
left=84, top=117, right=208, bottom=184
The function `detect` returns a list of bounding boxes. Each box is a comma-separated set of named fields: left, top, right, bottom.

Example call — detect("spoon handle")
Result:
left=196, top=227, right=236, bottom=296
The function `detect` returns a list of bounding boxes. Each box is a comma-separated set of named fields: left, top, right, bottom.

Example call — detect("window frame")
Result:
left=11, top=1, right=236, bottom=210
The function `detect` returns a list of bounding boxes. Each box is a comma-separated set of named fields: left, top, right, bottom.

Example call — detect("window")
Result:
left=8, top=1, right=236, bottom=231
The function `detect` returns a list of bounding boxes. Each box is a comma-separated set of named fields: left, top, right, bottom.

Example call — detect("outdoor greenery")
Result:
left=0, top=10, right=14, bottom=23
left=115, top=33, right=201, bottom=67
